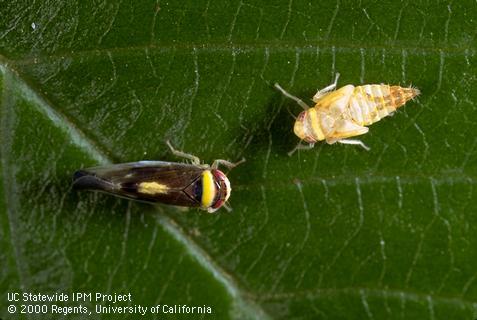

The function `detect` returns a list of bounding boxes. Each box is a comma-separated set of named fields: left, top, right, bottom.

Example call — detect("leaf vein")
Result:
left=0, top=61, right=271, bottom=320
left=254, top=286, right=477, bottom=309
left=6, top=42, right=475, bottom=67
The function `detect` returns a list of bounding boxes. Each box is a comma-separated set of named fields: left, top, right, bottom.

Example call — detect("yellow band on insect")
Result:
left=201, top=170, right=215, bottom=208
left=307, top=108, right=325, bottom=141
left=138, top=181, right=169, bottom=195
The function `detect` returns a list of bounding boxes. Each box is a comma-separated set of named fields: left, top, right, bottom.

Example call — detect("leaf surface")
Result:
left=1, top=1, right=477, bottom=319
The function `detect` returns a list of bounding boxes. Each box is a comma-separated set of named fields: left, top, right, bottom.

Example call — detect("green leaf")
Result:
left=1, top=1, right=476, bottom=319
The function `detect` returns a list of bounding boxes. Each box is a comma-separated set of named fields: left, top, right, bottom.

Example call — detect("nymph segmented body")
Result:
left=275, top=74, right=420, bottom=153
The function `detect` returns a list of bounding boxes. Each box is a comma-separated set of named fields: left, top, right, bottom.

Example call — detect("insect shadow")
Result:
left=243, top=85, right=315, bottom=157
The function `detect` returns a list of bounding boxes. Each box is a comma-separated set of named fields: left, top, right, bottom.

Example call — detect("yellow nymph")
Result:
left=275, top=73, right=420, bottom=155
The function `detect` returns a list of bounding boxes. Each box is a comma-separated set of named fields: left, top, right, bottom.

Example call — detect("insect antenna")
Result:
left=285, top=104, right=297, bottom=120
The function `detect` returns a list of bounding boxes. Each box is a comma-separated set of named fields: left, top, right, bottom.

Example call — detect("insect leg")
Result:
left=211, top=158, right=246, bottom=170
left=337, top=139, right=370, bottom=151
left=274, top=83, right=310, bottom=110
left=288, top=142, right=315, bottom=156
left=166, top=140, right=201, bottom=165
left=223, top=202, right=233, bottom=212
left=313, top=73, right=341, bottom=102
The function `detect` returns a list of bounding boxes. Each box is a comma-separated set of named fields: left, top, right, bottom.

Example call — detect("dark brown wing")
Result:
left=73, top=161, right=204, bottom=207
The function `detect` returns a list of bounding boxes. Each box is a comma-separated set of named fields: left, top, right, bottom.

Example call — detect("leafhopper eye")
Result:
left=209, top=169, right=231, bottom=211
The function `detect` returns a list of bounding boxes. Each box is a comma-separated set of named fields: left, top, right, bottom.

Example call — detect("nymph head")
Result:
left=293, top=110, right=317, bottom=143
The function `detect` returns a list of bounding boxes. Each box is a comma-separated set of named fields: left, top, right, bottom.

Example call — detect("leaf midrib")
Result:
left=0, top=65, right=31, bottom=306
